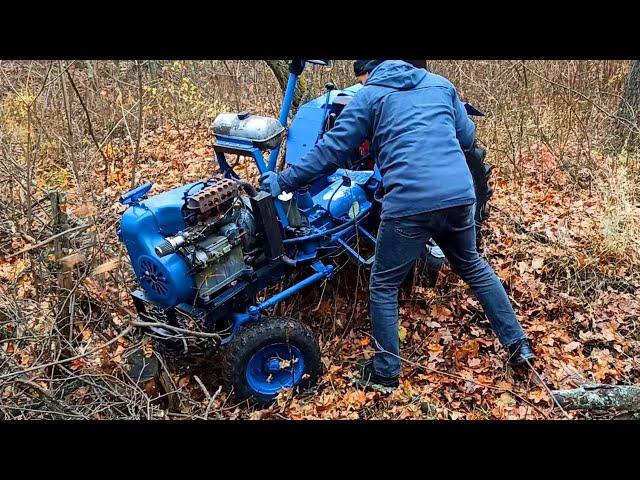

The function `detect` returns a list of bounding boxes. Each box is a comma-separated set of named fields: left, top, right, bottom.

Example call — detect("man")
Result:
left=261, top=60, right=535, bottom=390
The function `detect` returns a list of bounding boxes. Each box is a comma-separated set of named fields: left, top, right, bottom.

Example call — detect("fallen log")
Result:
left=551, top=383, right=640, bottom=411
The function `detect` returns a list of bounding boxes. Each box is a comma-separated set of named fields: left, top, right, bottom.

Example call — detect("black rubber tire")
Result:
left=222, top=316, right=321, bottom=405
left=466, top=143, right=493, bottom=248
left=418, top=250, right=447, bottom=288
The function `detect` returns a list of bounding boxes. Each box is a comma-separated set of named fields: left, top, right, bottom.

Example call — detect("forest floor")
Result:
left=2, top=123, right=639, bottom=420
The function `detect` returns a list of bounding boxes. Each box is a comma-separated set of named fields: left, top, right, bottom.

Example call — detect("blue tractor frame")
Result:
left=119, top=60, right=489, bottom=402
left=209, top=61, right=382, bottom=338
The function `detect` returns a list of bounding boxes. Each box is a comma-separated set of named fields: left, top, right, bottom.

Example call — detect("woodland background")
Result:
left=1, top=60, right=639, bottom=419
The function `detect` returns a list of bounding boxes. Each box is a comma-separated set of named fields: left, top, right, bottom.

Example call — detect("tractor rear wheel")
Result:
left=417, top=245, right=448, bottom=288
left=222, top=316, right=321, bottom=405
left=466, top=143, right=493, bottom=248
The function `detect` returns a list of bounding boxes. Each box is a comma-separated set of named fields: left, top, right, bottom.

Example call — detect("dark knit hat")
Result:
left=353, top=60, right=384, bottom=77
left=402, top=59, right=427, bottom=69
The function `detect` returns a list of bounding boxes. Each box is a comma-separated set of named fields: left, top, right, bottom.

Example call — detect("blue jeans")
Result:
left=369, top=203, right=528, bottom=378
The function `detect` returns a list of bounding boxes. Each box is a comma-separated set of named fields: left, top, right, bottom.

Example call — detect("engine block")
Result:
left=186, top=176, right=239, bottom=218
left=119, top=176, right=255, bottom=309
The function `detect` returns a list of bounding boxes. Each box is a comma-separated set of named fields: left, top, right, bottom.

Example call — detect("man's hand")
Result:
left=259, top=171, right=282, bottom=198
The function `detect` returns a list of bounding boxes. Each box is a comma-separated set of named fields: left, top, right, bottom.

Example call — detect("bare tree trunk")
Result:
left=264, top=60, right=307, bottom=113
left=613, top=60, right=640, bottom=155
left=50, top=191, right=72, bottom=343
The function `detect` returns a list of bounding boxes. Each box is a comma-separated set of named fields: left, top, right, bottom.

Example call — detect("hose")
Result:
left=232, top=179, right=258, bottom=197
left=281, top=254, right=297, bottom=266
left=282, top=210, right=370, bottom=245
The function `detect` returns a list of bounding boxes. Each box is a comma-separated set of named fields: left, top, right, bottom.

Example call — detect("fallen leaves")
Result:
left=498, top=392, right=518, bottom=408
left=70, top=359, right=88, bottom=371
left=342, top=390, right=369, bottom=410
left=563, top=341, right=582, bottom=353
left=528, top=389, right=547, bottom=404
left=89, top=259, right=120, bottom=277
left=3, top=121, right=640, bottom=421
left=531, top=257, right=545, bottom=271
left=398, top=325, right=408, bottom=343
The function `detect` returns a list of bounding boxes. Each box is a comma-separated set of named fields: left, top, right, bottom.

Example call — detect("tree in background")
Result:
left=265, top=60, right=307, bottom=112
left=614, top=60, right=640, bottom=154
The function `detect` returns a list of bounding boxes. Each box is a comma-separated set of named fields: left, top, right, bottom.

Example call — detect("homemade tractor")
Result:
left=118, top=60, right=493, bottom=403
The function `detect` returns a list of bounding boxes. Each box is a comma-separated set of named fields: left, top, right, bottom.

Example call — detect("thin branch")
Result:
left=519, top=62, right=640, bottom=135
left=65, top=69, right=112, bottom=184
left=8, top=224, right=92, bottom=258
left=130, top=60, right=144, bottom=188
left=0, top=326, right=132, bottom=381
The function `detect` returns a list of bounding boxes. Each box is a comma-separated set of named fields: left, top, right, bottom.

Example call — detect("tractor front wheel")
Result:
left=222, top=316, right=321, bottom=405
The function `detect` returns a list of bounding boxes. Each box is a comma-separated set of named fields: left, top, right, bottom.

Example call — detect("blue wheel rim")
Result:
left=245, top=343, right=305, bottom=397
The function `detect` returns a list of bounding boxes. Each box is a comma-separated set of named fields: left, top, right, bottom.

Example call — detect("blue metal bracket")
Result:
left=334, top=224, right=377, bottom=266
left=119, top=182, right=153, bottom=206
left=247, top=261, right=333, bottom=320
left=267, top=72, right=299, bottom=172
left=214, top=138, right=269, bottom=174
left=221, top=311, right=252, bottom=345
left=213, top=138, right=290, bottom=228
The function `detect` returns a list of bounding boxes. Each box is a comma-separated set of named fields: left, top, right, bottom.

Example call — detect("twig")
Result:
left=204, top=385, right=223, bottom=420
left=8, top=224, right=92, bottom=258
left=130, top=319, right=222, bottom=341
left=193, top=374, right=210, bottom=399
left=524, top=357, right=571, bottom=419
left=12, top=378, right=72, bottom=413
left=0, top=326, right=132, bottom=381
left=65, top=69, right=112, bottom=184
left=519, top=62, right=640, bottom=135
left=130, top=60, right=144, bottom=188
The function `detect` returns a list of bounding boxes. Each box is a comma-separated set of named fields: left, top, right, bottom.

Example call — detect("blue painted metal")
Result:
left=334, top=224, right=377, bottom=266
left=313, top=170, right=373, bottom=220
left=220, top=311, right=252, bottom=346
left=119, top=182, right=153, bottom=206
left=248, top=262, right=333, bottom=317
left=284, top=209, right=371, bottom=246
left=245, top=343, right=305, bottom=396
left=285, top=83, right=362, bottom=168
left=267, top=72, right=299, bottom=172
left=214, top=137, right=269, bottom=174
left=295, top=189, right=314, bottom=210
left=119, top=181, right=205, bottom=307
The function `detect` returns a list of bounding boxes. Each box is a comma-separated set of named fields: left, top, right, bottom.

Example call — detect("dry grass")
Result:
left=595, top=161, right=640, bottom=261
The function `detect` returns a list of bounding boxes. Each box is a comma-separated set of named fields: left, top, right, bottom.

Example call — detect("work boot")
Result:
left=353, top=359, right=399, bottom=392
left=508, top=339, right=536, bottom=367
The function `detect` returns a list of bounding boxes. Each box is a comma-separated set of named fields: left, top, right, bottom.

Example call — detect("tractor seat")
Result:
left=323, top=95, right=354, bottom=132
left=332, top=94, right=352, bottom=108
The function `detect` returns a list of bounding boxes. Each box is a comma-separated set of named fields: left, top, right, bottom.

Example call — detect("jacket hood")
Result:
left=365, top=60, right=427, bottom=90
